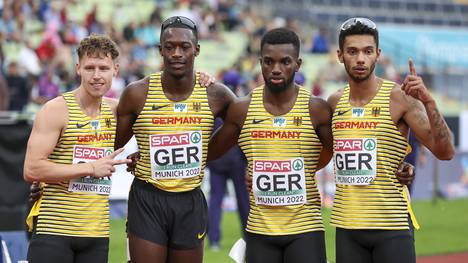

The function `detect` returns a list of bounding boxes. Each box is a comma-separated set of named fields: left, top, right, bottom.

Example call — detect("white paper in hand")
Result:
left=229, top=238, right=246, bottom=263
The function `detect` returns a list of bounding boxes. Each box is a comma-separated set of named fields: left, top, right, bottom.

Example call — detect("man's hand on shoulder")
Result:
left=198, top=71, right=216, bottom=87
left=327, top=89, right=344, bottom=112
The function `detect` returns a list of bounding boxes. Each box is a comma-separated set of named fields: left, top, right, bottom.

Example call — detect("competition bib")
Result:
left=253, top=158, right=306, bottom=206
left=149, top=131, right=202, bottom=180
left=68, top=145, right=113, bottom=195
left=334, top=138, right=377, bottom=185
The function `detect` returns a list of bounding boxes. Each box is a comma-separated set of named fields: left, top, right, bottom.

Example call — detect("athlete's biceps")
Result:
left=26, top=123, right=61, bottom=162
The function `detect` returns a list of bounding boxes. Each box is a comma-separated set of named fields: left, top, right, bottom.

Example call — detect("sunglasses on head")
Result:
left=161, top=16, right=197, bottom=32
left=340, top=17, right=377, bottom=31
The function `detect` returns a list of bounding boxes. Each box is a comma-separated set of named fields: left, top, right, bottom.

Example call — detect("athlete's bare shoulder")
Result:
left=309, top=96, right=331, bottom=111
left=118, top=76, right=150, bottom=115
left=390, top=83, right=410, bottom=106
left=35, top=95, right=68, bottom=130
left=309, top=95, right=332, bottom=129
left=42, top=95, right=67, bottom=115
left=225, top=93, right=251, bottom=129
left=123, top=76, right=150, bottom=98
left=206, top=82, right=236, bottom=118
left=309, top=96, right=332, bottom=116
left=327, top=89, right=345, bottom=111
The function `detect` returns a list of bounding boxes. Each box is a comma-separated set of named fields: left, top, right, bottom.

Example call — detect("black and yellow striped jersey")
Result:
left=133, top=72, right=214, bottom=192
left=239, top=86, right=324, bottom=236
left=36, top=91, right=115, bottom=237
left=331, top=80, right=411, bottom=230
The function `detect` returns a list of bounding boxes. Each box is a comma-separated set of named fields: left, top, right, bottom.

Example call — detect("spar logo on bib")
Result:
left=190, top=132, right=201, bottom=143
left=334, top=138, right=377, bottom=185
left=149, top=131, right=203, bottom=179
left=363, top=139, right=376, bottom=151
left=253, top=158, right=306, bottom=206
left=292, top=159, right=303, bottom=171
left=74, top=146, right=113, bottom=161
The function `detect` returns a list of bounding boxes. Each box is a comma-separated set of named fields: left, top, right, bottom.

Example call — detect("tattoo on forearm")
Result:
left=427, top=107, right=451, bottom=143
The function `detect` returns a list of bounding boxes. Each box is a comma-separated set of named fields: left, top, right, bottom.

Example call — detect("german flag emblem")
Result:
left=105, top=118, right=112, bottom=128
left=372, top=107, right=380, bottom=117
left=192, top=102, right=201, bottom=112
left=293, top=116, right=302, bottom=126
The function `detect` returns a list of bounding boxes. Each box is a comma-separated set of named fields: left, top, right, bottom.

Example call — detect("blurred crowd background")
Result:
left=2, top=0, right=468, bottom=113
left=0, top=0, right=420, bottom=113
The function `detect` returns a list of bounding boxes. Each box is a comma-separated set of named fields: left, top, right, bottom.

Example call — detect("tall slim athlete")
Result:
left=329, top=17, right=455, bottom=263
left=114, top=16, right=235, bottom=263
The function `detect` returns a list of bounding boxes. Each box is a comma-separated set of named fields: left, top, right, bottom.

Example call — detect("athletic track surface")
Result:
left=417, top=252, right=468, bottom=263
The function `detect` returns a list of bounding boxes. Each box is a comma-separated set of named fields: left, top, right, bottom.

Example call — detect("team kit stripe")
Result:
left=238, top=86, right=324, bottom=235
left=36, top=92, right=115, bottom=237
left=133, top=72, right=214, bottom=192
left=331, top=80, right=411, bottom=230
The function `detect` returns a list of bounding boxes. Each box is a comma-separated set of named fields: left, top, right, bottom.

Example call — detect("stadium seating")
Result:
left=250, top=0, right=468, bottom=27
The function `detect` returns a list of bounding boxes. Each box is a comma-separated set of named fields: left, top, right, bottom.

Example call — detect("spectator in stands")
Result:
left=123, top=22, right=137, bottom=42
left=310, top=27, right=330, bottom=53
left=32, top=65, right=60, bottom=105
left=17, top=41, right=42, bottom=77
left=217, top=0, right=240, bottom=31
left=5, top=61, right=30, bottom=111
left=294, top=71, right=306, bottom=86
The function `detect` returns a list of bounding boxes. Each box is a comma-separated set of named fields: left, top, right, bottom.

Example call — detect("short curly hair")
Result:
left=76, top=34, right=119, bottom=61
left=260, top=28, right=300, bottom=57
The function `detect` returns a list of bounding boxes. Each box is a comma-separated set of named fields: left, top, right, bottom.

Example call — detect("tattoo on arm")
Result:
left=427, top=107, right=451, bottom=142
left=412, top=99, right=452, bottom=145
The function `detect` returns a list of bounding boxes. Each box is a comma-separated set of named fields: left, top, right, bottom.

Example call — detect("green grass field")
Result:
left=109, top=198, right=468, bottom=263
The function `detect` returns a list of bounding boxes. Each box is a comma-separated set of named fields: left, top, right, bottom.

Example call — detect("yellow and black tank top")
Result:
left=133, top=72, right=214, bottom=192
left=238, top=86, right=323, bottom=236
left=36, top=91, right=115, bottom=237
left=331, top=80, right=412, bottom=230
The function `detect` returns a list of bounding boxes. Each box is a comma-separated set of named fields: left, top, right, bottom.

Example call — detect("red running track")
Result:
left=417, top=252, right=468, bottom=263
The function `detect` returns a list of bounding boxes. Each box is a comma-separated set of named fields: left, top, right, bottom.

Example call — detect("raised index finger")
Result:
left=408, top=59, right=417, bottom=76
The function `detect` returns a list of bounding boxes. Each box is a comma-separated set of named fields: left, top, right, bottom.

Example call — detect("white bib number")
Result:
left=253, top=158, right=306, bottom=206
left=149, top=131, right=203, bottom=180
left=334, top=138, right=377, bottom=185
left=68, top=145, right=113, bottom=195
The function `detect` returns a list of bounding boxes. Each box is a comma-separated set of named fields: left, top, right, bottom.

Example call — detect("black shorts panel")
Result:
left=127, top=178, right=208, bottom=249
left=335, top=227, right=415, bottom=263
left=245, top=231, right=326, bottom=263
left=27, top=233, right=108, bottom=263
